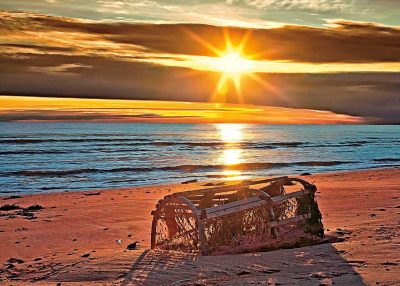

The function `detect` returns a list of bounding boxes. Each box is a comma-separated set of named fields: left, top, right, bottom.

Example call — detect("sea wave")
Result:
left=0, top=150, right=69, bottom=155
left=0, top=148, right=152, bottom=155
left=0, top=138, right=152, bottom=144
left=373, top=158, right=400, bottom=162
left=6, top=138, right=392, bottom=149
left=8, top=160, right=353, bottom=177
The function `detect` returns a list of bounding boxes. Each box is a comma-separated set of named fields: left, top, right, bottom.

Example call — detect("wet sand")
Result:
left=0, top=168, right=399, bottom=285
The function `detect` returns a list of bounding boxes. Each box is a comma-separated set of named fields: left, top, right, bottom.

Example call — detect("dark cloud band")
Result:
left=1, top=11, right=400, bottom=63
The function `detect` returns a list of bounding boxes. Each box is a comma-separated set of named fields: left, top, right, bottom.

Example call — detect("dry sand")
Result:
left=0, top=168, right=399, bottom=285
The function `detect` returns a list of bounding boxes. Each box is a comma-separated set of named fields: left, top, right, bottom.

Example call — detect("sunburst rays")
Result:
left=183, top=27, right=280, bottom=104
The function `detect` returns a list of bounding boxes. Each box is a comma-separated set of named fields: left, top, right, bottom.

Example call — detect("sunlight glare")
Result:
left=214, top=52, right=254, bottom=75
left=222, top=149, right=242, bottom=165
left=216, top=123, right=245, bottom=180
left=215, top=123, right=244, bottom=143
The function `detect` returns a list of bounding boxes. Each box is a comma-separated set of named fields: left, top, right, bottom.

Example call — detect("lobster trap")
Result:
left=151, top=176, right=324, bottom=255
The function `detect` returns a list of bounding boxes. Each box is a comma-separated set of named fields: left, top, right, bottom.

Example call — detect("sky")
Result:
left=0, top=1, right=399, bottom=123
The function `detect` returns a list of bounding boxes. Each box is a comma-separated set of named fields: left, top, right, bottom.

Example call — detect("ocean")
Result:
left=0, top=123, right=399, bottom=195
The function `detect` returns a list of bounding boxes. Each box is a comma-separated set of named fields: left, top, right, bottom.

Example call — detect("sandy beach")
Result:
left=1, top=167, right=399, bottom=285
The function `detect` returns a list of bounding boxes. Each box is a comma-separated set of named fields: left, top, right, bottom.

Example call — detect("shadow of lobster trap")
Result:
left=151, top=176, right=324, bottom=255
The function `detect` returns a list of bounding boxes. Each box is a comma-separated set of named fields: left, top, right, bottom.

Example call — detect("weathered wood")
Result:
left=198, top=221, right=207, bottom=255
left=203, top=189, right=309, bottom=220
left=175, top=176, right=288, bottom=197
left=204, top=197, right=264, bottom=219
left=271, top=189, right=310, bottom=203
left=259, top=190, right=279, bottom=238
left=177, top=196, right=201, bottom=217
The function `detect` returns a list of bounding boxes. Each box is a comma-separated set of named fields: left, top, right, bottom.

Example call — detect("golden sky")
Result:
left=0, top=96, right=363, bottom=124
left=0, top=6, right=399, bottom=123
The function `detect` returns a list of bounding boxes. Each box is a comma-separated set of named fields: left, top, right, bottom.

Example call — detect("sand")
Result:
left=0, top=168, right=399, bottom=285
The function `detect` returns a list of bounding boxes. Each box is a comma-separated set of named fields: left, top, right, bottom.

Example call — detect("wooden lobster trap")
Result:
left=151, top=176, right=324, bottom=255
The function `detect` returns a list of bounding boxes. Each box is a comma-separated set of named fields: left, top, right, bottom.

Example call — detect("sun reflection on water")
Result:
left=216, top=123, right=244, bottom=143
left=222, top=148, right=242, bottom=165
left=215, top=124, right=247, bottom=180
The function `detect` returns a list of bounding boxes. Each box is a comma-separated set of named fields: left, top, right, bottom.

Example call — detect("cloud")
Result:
left=0, top=52, right=399, bottom=123
left=0, top=1, right=282, bottom=29
left=1, top=0, right=399, bottom=29
left=28, top=63, right=92, bottom=75
left=0, top=11, right=399, bottom=123
left=0, top=97, right=363, bottom=124
left=0, top=109, right=201, bottom=122
left=1, top=11, right=400, bottom=64
left=237, top=0, right=352, bottom=12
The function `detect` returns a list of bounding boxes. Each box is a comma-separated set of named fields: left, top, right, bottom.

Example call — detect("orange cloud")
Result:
left=1, top=11, right=399, bottom=123
left=1, top=11, right=400, bottom=64
left=0, top=96, right=364, bottom=124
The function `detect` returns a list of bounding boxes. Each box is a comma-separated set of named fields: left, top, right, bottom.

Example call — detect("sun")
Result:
left=211, top=48, right=254, bottom=103
left=214, top=51, right=253, bottom=75
left=184, top=28, right=271, bottom=103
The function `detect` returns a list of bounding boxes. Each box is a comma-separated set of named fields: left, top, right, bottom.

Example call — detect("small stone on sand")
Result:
left=127, top=242, right=138, bottom=250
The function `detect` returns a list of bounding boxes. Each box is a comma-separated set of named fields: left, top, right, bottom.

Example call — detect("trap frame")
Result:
left=151, top=176, right=324, bottom=255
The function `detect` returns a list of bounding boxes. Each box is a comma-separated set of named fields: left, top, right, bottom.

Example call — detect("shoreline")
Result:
left=3, top=165, right=400, bottom=197
left=1, top=167, right=399, bottom=285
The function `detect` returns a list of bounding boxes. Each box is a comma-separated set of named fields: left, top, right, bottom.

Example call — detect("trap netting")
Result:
left=151, top=176, right=324, bottom=255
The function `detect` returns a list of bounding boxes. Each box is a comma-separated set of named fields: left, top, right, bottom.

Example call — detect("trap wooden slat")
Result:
left=271, top=189, right=310, bottom=203
left=204, top=188, right=309, bottom=220
left=270, top=213, right=311, bottom=228
left=176, top=176, right=289, bottom=197
left=205, top=197, right=264, bottom=220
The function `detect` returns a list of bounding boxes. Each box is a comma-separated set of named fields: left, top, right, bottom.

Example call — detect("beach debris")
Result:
left=83, top=192, right=101, bottom=196
left=81, top=253, right=91, bottom=258
left=0, top=204, right=21, bottom=211
left=261, top=269, right=281, bottom=274
left=237, top=270, right=252, bottom=276
left=116, top=239, right=122, bottom=244
left=5, top=258, right=24, bottom=270
left=182, top=179, right=198, bottom=184
left=202, top=182, right=215, bottom=186
left=16, top=209, right=36, bottom=219
left=1, top=204, right=44, bottom=220
left=335, top=228, right=352, bottom=236
left=151, top=176, right=324, bottom=255
left=301, top=172, right=312, bottom=176
left=3, top=196, right=22, bottom=200
left=26, top=204, right=44, bottom=211
left=7, top=257, right=24, bottom=264
left=127, top=241, right=139, bottom=250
